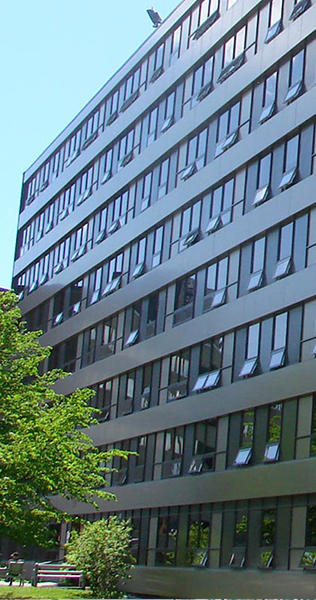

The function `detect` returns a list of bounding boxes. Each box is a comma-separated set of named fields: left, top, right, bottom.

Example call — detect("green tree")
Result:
left=66, top=517, right=133, bottom=598
left=0, top=291, right=127, bottom=547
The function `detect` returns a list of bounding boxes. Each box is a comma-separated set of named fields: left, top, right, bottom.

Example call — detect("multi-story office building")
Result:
left=12, top=0, right=316, bottom=595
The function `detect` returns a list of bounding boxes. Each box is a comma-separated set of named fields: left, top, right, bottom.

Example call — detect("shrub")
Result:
left=66, top=517, right=133, bottom=598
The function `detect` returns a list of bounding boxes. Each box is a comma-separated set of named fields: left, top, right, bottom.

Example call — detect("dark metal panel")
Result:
left=280, top=398, right=297, bottom=461
left=253, top=405, right=268, bottom=465
left=293, top=212, right=308, bottom=272
left=275, top=499, right=292, bottom=570
left=288, top=305, right=303, bottom=366
left=244, top=160, right=257, bottom=214
left=299, top=121, right=314, bottom=180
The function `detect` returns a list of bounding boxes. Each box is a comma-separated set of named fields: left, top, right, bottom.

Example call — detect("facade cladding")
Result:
left=11, top=0, right=316, bottom=595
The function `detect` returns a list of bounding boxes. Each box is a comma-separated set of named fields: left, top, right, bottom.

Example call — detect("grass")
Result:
left=0, top=586, right=95, bottom=599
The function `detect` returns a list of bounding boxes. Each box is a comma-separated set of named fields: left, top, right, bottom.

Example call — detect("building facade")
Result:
left=12, top=0, right=316, bottom=595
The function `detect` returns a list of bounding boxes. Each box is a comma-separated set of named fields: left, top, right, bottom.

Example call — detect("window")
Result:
left=310, top=401, right=316, bottom=456
left=155, top=509, right=178, bottom=566
left=206, top=178, right=234, bottom=230
left=64, top=336, right=78, bottom=372
left=269, top=312, right=287, bottom=369
left=158, top=158, right=170, bottom=198
left=65, top=131, right=81, bottom=167
left=264, top=403, right=282, bottom=462
left=273, top=223, right=293, bottom=279
left=167, top=350, right=190, bottom=401
left=152, top=225, right=164, bottom=268
left=102, top=253, right=123, bottom=296
left=217, top=27, right=246, bottom=83
left=125, top=302, right=141, bottom=347
left=191, top=56, right=214, bottom=108
left=82, top=109, right=99, bottom=150
left=239, top=323, right=260, bottom=377
left=106, top=90, right=119, bottom=126
left=284, top=49, right=304, bottom=104
left=203, top=258, right=228, bottom=311
left=101, top=316, right=117, bottom=357
left=181, top=128, right=208, bottom=180
left=290, top=0, right=310, bottom=21
left=134, top=436, right=147, bottom=483
left=161, top=92, right=175, bottom=133
left=89, top=267, right=102, bottom=305
left=147, top=107, right=158, bottom=147
left=186, top=507, right=210, bottom=567
left=92, top=380, right=112, bottom=422
left=146, top=293, right=159, bottom=338
left=261, top=509, right=276, bottom=547
left=169, top=26, right=181, bottom=66
left=140, top=364, right=153, bottom=409
left=229, top=508, right=248, bottom=568
left=121, top=68, right=140, bottom=112
left=193, top=337, right=223, bottom=392
left=233, top=410, right=254, bottom=466
left=215, top=102, right=240, bottom=157
left=120, top=372, right=135, bottom=415
left=54, top=237, right=70, bottom=275
left=259, top=72, right=277, bottom=124
left=189, top=420, right=217, bottom=473
left=162, top=427, right=184, bottom=478
left=248, top=237, right=266, bottom=291
left=140, top=172, right=152, bottom=212
left=68, top=279, right=83, bottom=317
left=305, top=505, right=316, bottom=550
left=279, top=135, right=299, bottom=190
left=178, top=201, right=201, bottom=252
left=265, top=0, right=283, bottom=43
left=253, top=154, right=271, bottom=206
left=71, top=223, right=88, bottom=262
left=118, top=130, right=135, bottom=168
left=150, top=43, right=164, bottom=82
left=132, top=237, right=146, bottom=279
left=95, top=207, right=108, bottom=244
left=174, top=274, right=196, bottom=325
left=52, top=290, right=65, bottom=327
left=77, top=167, right=94, bottom=206
left=83, top=327, right=97, bottom=367
left=100, top=148, right=113, bottom=184
left=112, top=439, right=130, bottom=484
left=192, top=0, right=219, bottom=40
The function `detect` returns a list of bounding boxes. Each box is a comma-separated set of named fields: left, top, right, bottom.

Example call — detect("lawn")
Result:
left=0, top=586, right=95, bottom=599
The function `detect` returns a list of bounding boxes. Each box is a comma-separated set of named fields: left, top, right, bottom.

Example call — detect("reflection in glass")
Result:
left=261, top=509, right=276, bottom=546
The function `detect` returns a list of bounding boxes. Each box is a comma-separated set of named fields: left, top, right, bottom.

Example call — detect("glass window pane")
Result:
left=247, top=323, right=260, bottom=358
left=285, top=135, right=299, bottom=171
left=279, top=223, right=293, bottom=260
left=273, top=312, right=288, bottom=350
left=270, top=0, right=282, bottom=25
left=264, top=72, right=277, bottom=106
left=291, top=50, right=304, bottom=86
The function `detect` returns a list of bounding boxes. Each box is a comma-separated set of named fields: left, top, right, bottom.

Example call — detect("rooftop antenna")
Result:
left=147, top=8, right=162, bottom=28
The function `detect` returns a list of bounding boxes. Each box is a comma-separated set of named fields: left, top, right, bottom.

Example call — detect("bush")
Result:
left=66, top=517, right=133, bottom=598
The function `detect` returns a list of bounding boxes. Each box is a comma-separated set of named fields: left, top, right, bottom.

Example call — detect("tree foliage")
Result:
left=0, top=291, right=127, bottom=547
left=66, top=517, right=133, bottom=598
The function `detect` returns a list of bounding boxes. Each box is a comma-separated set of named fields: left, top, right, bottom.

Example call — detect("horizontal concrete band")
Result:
left=53, top=262, right=316, bottom=395
left=53, top=454, right=316, bottom=513
left=86, top=359, right=316, bottom=444
left=124, top=565, right=316, bottom=599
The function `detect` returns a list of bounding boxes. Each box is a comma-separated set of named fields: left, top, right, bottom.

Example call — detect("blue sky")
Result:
left=0, top=0, right=178, bottom=289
